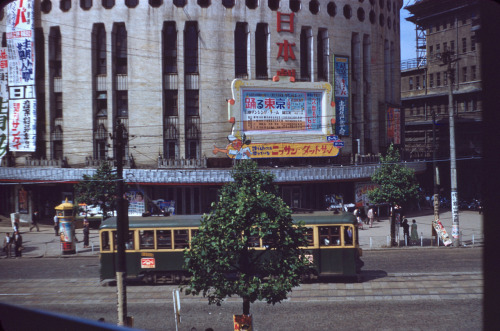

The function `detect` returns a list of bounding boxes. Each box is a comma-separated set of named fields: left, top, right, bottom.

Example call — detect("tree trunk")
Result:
left=242, top=296, right=250, bottom=316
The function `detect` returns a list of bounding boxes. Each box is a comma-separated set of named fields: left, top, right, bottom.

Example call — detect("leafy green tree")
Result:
left=75, top=162, right=119, bottom=219
left=367, top=144, right=420, bottom=246
left=184, top=160, right=310, bottom=316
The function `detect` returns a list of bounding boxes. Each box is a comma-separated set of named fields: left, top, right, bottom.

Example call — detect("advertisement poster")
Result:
left=9, top=98, right=36, bottom=152
left=127, top=190, right=146, bottom=216
left=241, top=89, right=323, bottom=134
left=18, top=188, right=28, bottom=213
left=0, top=47, right=8, bottom=163
left=334, top=55, right=349, bottom=136
left=387, top=107, right=401, bottom=145
left=433, top=219, right=452, bottom=246
left=354, top=182, right=378, bottom=207
left=6, top=0, right=35, bottom=86
left=153, top=199, right=176, bottom=215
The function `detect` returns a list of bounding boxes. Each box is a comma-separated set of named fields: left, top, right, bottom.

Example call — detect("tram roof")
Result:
left=100, top=211, right=356, bottom=229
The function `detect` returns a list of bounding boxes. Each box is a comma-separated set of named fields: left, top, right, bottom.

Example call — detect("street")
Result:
left=0, top=248, right=482, bottom=330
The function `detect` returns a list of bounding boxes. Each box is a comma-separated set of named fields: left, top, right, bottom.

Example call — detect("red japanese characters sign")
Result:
left=141, top=257, right=156, bottom=269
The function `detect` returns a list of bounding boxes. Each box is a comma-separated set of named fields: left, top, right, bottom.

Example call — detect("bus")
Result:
left=99, top=211, right=363, bottom=284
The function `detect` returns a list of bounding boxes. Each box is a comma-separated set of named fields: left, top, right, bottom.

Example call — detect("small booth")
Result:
left=55, top=199, right=76, bottom=255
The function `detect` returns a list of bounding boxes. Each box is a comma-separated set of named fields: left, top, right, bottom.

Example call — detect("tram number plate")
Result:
left=141, top=257, right=156, bottom=269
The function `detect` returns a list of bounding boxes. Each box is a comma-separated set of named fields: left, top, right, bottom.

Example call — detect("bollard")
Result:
left=421, top=233, right=423, bottom=247
left=472, top=234, right=475, bottom=246
left=404, top=234, right=407, bottom=247
left=387, top=236, right=390, bottom=247
left=91, top=242, right=94, bottom=254
left=369, top=237, right=372, bottom=249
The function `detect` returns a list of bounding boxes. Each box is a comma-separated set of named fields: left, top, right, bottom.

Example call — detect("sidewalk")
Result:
left=0, top=209, right=484, bottom=258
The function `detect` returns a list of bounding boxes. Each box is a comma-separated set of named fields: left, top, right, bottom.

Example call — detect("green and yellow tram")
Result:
left=99, top=211, right=363, bottom=284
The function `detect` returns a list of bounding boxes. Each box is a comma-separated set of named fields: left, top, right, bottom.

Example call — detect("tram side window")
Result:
left=157, top=230, right=172, bottom=249
left=125, top=231, right=135, bottom=250
left=174, top=229, right=189, bottom=249
left=319, top=226, right=341, bottom=246
left=140, top=230, right=155, bottom=249
left=304, top=227, right=314, bottom=246
left=344, top=226, right=354, bottom=246
left=101, top=231, right=110, bottom=251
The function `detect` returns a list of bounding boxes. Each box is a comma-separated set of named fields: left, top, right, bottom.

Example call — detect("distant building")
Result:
left=0, top=0, right=415, bottom=217
left=401, top=0, right=482, bottom=197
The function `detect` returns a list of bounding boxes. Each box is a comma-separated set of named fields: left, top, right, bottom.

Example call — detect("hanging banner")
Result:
left=6, top=0, right=35, bottom=86
left=334, top=55, right=349, bottom=136
left=387, top=107, right=401, bottom=145
left=0, top=47, right=8, bottom=163
left=432, top=219, right=452, bottom=246
left=9, top=98, right=36, bottom=152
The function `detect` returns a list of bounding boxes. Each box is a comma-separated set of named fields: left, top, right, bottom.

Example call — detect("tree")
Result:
left=75, top=162, right=119, bottom=220
left=367, top=144, right=420, bottom=246
left=184, top=160, right=310, bottom=317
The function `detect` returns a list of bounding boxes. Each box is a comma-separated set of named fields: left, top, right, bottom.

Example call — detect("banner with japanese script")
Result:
left=249, top=142, right=339, bottom=158
left=334, top=55, right=349, bottom=136
left=9, top=99, right=36, bottom=152
left=241, top=90, right=323, bottom=134
left=6, top=0, right=35, bottom=86
left=0, top=47, right=8, bottom=163
left=387, top=107, right=401, bottom=145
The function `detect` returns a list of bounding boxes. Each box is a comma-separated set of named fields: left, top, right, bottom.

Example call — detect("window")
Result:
left=443, top=42, right=447, bottom=51
left=125, top=0, right=138, bottom=7
left=186, top=140, right=199, bottom=159
left=408, top=77, right=413, bottom=90
left=462, top=100, right=468, bottom=112
left=471, top=96, right=477, bottom=111
left=436, top=72, right=441, bottom=86
left=116, top=91, right=128, bottom=117
left=471, top=35, right=476, bottom=51
left=255, top=23, right=268, bottom=79
left=157, top=230, right=172, bottom=249
left=436, top=44, right=440, bottom=54
left=246, top=0, right=257, bottom=9
left=309, top=0, right=319, bottom=15
left=462, top=38, right=466, bottom=53
left=416, top=76, right=420, bottom=89
left=94, top=24, right=106, bottom=75
left=319, top=226, right=341, bottom=246
left=422, top=75, right=426, bottom=88
left=149, top=0, right=162, bottom=7
left=429, top=45, right=433, bottom=58
left=164, top=140, right=178, bottom=159
left=443, top=71, right=448, bottom=86
left=163, top=22, right=177, bottom=74
left=185, top=90, right=199, bottom=116
left=471, top=65, right=477, bottom=80
left=60, top=0, right=71, bottom=11
left=53, top=140, right=63, bottom=159
left=125, top=231, right=135, bottom=250
left=428, top=24, right=433, bottom=33
left=95, top=136, right=107, bottom=160
left=344, top=5, right=352, bottom=19
left=102, top=0, right=114, bottom=9
left=222, top=0, right=235, bottom=8
left=317, top=29, right=329, bottom=81
left=80, top=0, right=92, bottom=10
left=300, top=27, right=311, bottom=81
left=174, top=230, right=189, bottom=249
left=96, top=92, right=107, bottom=116
left=184, top=22, right=198, bottom=74
left=304, top=227, right=314, bottom=246
left=41, top=0, right=52, bottom=13
left=268, top=0, right=279, bottom=11
left=369, top=10, right=375, bottom=24
left=164, top=90, right=178, bottom=116
left=101, top=232, right=110, bottom=251
left=55, top=93, right=63, bottom=118
left=140, top=230, right=155, bottom=249
left=197, top=0, right=210, bottom=8
left=114, top=24, right=127, bottom=75
left=289, top=0, right=301, bottom=12
left=173, top=0, right=186, bottom=7
left=429, top=73, right=434, bottom=88
left=234, top=22, right=248, bottom=78
left=450, top=40, right=455, bottom=53
left=357, top=7, right=365, bottom=22
left=327, top=2, right=336, bottom=17
left=462, top=67, right=467, bottom=82
left=49, top=27, right=62, bottom=77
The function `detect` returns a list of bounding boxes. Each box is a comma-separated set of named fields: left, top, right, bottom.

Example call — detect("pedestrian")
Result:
left=410, top=219, right=419, bottom=244
left=3, top=232, right=12, bottom=258
left=354, top=208, right=363, bottom=230
left=14, top=230, right=23, bottom=258
left=54, top=214, right=59, bottom=236
left=30, top=210, right=40, bottom=232
left=402, top=219, right=410, bottom=245
left=367, top=206, right=375, bottom=228
left=83, top=218, right=90, bottom=248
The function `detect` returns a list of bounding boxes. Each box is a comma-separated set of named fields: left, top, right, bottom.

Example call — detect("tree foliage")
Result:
left=367, top=144, right=420, bottom=208
left=75, top=162, right=119, bottom=219
left=184, top=160, right=310, bottom=315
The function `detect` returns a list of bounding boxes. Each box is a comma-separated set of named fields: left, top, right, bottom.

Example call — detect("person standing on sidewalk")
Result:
left=14, top=231, right=23, bottom=258
left=30, top=210, right=40, bottom=232
left=3, top=232, right=12, bottom=258
left=410, top=219, right=419, bottom=244
left=402, top=219, right=410, bottom=245
left=83, top=218, right=90, bottom=248
left=367, top=206, right=375, bottom=228
left=53, top=214, right=59, bottom=236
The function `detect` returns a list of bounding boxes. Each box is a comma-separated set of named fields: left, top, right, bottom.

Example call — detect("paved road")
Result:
left=0, top=249, right=483, bottom=330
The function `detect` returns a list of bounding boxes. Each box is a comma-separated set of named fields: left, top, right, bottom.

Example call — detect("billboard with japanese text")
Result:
left=387, top=107, right=401, bottom=145
left=334, top=55, right=349, bottom=136
left=0, top=48, right=8, bottom=163
left=9, top=99, right=36, bottom=152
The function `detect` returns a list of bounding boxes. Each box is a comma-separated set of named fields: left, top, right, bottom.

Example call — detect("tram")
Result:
left=99, top=211, right=363, bottom=283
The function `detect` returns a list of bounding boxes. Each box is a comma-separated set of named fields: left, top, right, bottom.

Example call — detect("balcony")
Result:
left=85, top=157, right=134, bottom=169
left=158, top=155, right=207, bottom=169
left=25, top=156, right=68, bottom=168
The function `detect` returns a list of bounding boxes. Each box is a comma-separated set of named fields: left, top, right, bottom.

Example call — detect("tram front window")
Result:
left=319, top=226, right=341, bottom=246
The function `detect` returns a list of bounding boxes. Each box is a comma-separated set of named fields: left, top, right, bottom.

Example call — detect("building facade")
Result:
left=401, top=0, right=482, bottom=198
left=0, top=0, right=415, bottom=219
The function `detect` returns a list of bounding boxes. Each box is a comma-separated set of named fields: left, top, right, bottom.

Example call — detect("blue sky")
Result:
left=400, top=4, right=417, bottom=61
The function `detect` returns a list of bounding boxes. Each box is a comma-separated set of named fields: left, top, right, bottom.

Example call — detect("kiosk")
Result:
left=55, top=199, right=76, bottom=254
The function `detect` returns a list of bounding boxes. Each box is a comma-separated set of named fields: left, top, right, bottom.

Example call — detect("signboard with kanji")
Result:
left=0, top=47, right=8, bottom=162
left=334, top=55, right=349, bottom=136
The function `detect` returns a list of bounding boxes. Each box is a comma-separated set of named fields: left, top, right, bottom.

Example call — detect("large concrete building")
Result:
left=0, top=0, right=416, bottom=219
left=401, top=0, right=482, bottom=198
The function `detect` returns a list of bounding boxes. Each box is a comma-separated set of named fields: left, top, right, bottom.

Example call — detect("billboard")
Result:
left=387, top=107, right=401, bottom=145
left=334, top=55, right=349, bottom=136
left=0, top=48, right=8, bottom=163
left=222, top=78, right=340, bottom=159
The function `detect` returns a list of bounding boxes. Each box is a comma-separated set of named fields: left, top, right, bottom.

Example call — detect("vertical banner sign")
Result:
left=387, top=107, right=401, bottom=145
left=6, top=0, right=37, bottom=152
left=0, top=47, right=8, bottom=163
left=334, top=56, right=349, bottom=136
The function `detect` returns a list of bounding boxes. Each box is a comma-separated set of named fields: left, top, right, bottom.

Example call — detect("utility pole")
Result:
left=115, top=121, right=129, bottom=325
left=431, top=111, right=439, bottom=239
left=440, top=50, right=460, bottom=247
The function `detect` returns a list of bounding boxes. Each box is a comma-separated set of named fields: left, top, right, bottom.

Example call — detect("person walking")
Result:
left=3, top=232, right=12, bottom=258
left=367, top=206, right=375, bottom=228
left=13, top=231, right=23, bottom=258
left=83, top=218, right=90, bottom=248
left=402, top=219, right=410, bottom=246
left=53, top=214, right=59, bottom=236
left=354, top=208, right=363, bottom=230
left=30, top=210, right=40, bottom=232
left=410, top=219, right=419, bottom=244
